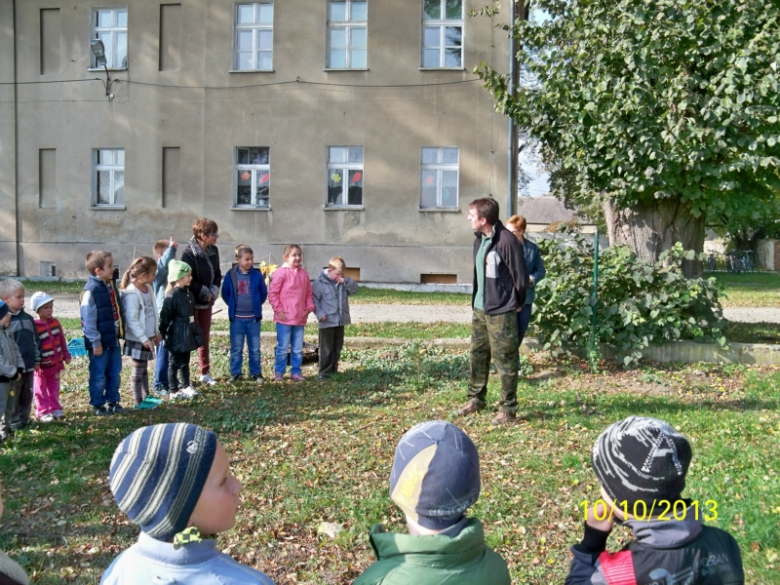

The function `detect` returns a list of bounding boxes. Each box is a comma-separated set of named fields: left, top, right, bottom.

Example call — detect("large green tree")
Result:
left=478, top=0, right=780, bottom=274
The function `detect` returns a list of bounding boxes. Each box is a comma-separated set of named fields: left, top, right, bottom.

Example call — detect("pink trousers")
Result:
left=34, top=368, right=63, bottom=417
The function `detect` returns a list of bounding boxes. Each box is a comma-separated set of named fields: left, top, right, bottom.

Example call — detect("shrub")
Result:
left=534, top=235, right=726, bottom=366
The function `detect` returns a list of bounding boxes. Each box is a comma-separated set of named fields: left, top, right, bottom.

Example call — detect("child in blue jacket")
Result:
left=221, top=245, right=268, bottom=383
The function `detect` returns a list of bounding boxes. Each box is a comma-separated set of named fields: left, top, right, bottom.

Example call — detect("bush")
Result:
left=534, top=235, right=726, bottom=366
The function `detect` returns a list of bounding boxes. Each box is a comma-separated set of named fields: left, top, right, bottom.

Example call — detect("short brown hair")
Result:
left=85, top=251, right=113, bottom=275
left=507, top=214, right=527, bottom=232
left=153, top=239, right=169, bottom=255
left=328, top=257, right=346, bottom=272
left=283, top=244, right=302, bottom=259
left=192, top=218, right=218, bottom=240
left=235, top=244, right=253, bottom=258
left=469, top=197, right=500, bottom=225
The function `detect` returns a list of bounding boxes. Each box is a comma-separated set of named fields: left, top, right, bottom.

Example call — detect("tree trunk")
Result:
left=603, top=197, right=705, bottom=277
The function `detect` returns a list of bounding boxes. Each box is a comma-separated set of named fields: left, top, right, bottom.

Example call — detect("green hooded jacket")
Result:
left=354, top=518, right=511, bottom=585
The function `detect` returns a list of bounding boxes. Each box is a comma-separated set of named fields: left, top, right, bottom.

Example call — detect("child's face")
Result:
left=285, top=248, right=302, bottom=268
left=137, top=268, right=156, bottom=286
left=188, top=442, right=242, bottom=535
left=178, top=273, right=192, bottom=287
left=36, top=301, right=54, bottom=321
left=95, top=257, right=115, bottom=282
left=0, top=313, right=10, bottom=328
left=236, top=253, right=254, bottom=273
left=3, top=289, right=25, bottom=312
left=327, top=268, right=343, bottom=282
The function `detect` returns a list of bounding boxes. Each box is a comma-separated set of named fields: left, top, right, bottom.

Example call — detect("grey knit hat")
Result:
left=390, top=420, right=480, bottom=530
left=592, top=416, right=692, bottom=508
left=109, top=423, right=217, bottom=541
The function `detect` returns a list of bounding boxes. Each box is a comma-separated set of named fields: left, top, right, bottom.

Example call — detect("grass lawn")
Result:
left=0, top=339, right=778, bottom=584
left=712, top=272, right=780, bottom=308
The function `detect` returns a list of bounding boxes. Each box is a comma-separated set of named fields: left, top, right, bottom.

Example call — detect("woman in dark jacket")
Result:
left=506, top=215, right=546, bottom=347
left=159, top=260, right=203, bottom=398
left=180, top=218, right=221, bottom=386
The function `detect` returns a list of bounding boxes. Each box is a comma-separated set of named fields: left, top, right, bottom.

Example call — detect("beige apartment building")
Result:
left=0, top=0, right=509, bottom=282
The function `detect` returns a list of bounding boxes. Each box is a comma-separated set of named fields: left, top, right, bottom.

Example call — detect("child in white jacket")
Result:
left=120, top=257, right=161, bottom=408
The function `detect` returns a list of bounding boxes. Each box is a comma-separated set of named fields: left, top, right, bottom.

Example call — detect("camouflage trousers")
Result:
left=467, top=308, right=519, bottom=414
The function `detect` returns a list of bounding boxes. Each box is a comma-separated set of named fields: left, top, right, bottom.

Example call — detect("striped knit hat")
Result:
left=390, top=421, right=480, bottom=530
left=592, top=416, right=692, bottom=508
left=109, top=423, right=217, bottom=542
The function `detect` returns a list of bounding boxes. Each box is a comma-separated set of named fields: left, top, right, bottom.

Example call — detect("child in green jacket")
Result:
left=354, top=420, right=511, bottom=585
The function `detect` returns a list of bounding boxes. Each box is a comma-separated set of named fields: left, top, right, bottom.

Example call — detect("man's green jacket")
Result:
left=354, top=518, right=511, bottom=585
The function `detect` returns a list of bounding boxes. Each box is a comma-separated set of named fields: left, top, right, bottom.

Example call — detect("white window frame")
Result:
left=327, top=0, right=368, bottom=69
left=326, top=146, right=364, bottom=208
left=234, top=3, right=274, bottom=71
left=93, top=148, right=125, bottom=208
left=92, top=7, right=128, bottom=69
left=234, top=147, right=271, bottom=209
left=421, top=0, right=463, bottom=69
left=420, top=147, right=459, bottom=209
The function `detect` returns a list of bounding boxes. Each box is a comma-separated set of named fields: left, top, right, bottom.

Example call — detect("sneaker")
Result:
left=491, top=411, right=516, bottom=426
left=106, top=402, right=126, bottom=414
left=251, top=374, right=266, bottom=384
left=290, top=374, right=305, bottom=382
left=39, top=414, right=56, bottom=423
left=180, top=386, right=199, bottom=398
left=199, top=374, right=217, bottom=386
left=274, top=373, right=284, bottom=382
left=53, top=410, right=65, bottom=419
left=133, top=396, right=161, bottom=410
left=457, top=400, right=484, bottom=416
left=144, top=395, right=164, bottom=404
left=153, top=386, right=170, bottom=398
left=170, top=390, right=191, bottom=400
left=93, top=405, right=111, bottom=417
left=318, top=374, right=331, bottom=381
left=230, top=374, right=242, bottom=383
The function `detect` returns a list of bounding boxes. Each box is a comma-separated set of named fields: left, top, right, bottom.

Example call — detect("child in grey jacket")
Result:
left=101, top=423, right=276, bottom=585
left=312, top=256, right=358, bottom=379
left=0, top=300, right=25, bottom=442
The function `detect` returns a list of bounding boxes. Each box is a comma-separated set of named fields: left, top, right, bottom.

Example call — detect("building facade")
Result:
left=0, top=0, right=509, bottom=282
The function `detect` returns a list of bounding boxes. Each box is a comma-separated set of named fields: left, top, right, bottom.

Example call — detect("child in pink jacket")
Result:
left=268, top=245, right=314, bottom=381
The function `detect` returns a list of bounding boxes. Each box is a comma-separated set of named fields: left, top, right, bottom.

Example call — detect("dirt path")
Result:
left=23, top=294, right=777, bottom=324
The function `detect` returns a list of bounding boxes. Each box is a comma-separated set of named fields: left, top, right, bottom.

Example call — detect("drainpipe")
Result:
left=12, top=0, right=20, bottom=276
left=506, top=0, right=519, bottom=219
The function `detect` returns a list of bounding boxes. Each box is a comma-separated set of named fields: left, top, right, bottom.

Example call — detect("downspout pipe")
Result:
left=507, top=0, right=519, bottom=219
left=12, top=0, right=20, bottom=276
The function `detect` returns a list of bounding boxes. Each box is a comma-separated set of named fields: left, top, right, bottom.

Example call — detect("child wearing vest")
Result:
left=30, top=292, right=71, bottom=422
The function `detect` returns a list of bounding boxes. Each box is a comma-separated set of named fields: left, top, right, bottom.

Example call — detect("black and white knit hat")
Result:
left=592, top=416, right=692, bottom=507
left=109, top=423, right=217, bottom=542
left=390, top=420, right=480, bottom=530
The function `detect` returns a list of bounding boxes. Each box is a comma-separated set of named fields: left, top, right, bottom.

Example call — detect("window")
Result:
left=235, top=3, right=273, bottom=71
left=420, top=147, right=458, bottom=209
left=327, top=1, right=367, bottom=69
left=327, top=146, right=363, bottom=207
left=421, top=0, right=462, bottom=68
left=93, top=149, right=125, bottom=207
left=235, top=147, right=270, bottom=209
left=92, top=8, right=128, bottom=69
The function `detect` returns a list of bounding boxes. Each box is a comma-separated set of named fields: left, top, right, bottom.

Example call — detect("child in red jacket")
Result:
left=30, top=292, right=71, bottom=421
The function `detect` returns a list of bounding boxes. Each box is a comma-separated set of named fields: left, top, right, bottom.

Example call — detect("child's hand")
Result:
left=320, top=315, right=327, bottom=322
left=277, top=310, right=287, bottom=321
left=93, top=346, right=103, bottom=357
left=153, top=335, right=162, bottom=345
left=34, top=364, right=40, bottom=372
left=143, top=339, right=156, bottom=352
left=586, top=500, right=615, bottom=533
left=65, top=358, right=71, bottom=365
left=170, top=236, right=178, bottom=249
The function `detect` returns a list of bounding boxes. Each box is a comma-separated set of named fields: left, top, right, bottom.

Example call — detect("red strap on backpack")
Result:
left=598, top=551, right=638, bottom=585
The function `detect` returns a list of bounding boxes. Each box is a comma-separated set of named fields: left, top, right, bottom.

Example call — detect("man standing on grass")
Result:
left=459, top=198, right=528, bottom=425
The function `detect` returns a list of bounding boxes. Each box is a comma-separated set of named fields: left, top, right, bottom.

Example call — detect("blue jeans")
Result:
left=88, top=346, right=122, bottom=407
left=230, top=318, right=261, bottom=377
left=275, top=324, right=304, bottom=376
left=154, top=341, right=169, bottom=389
